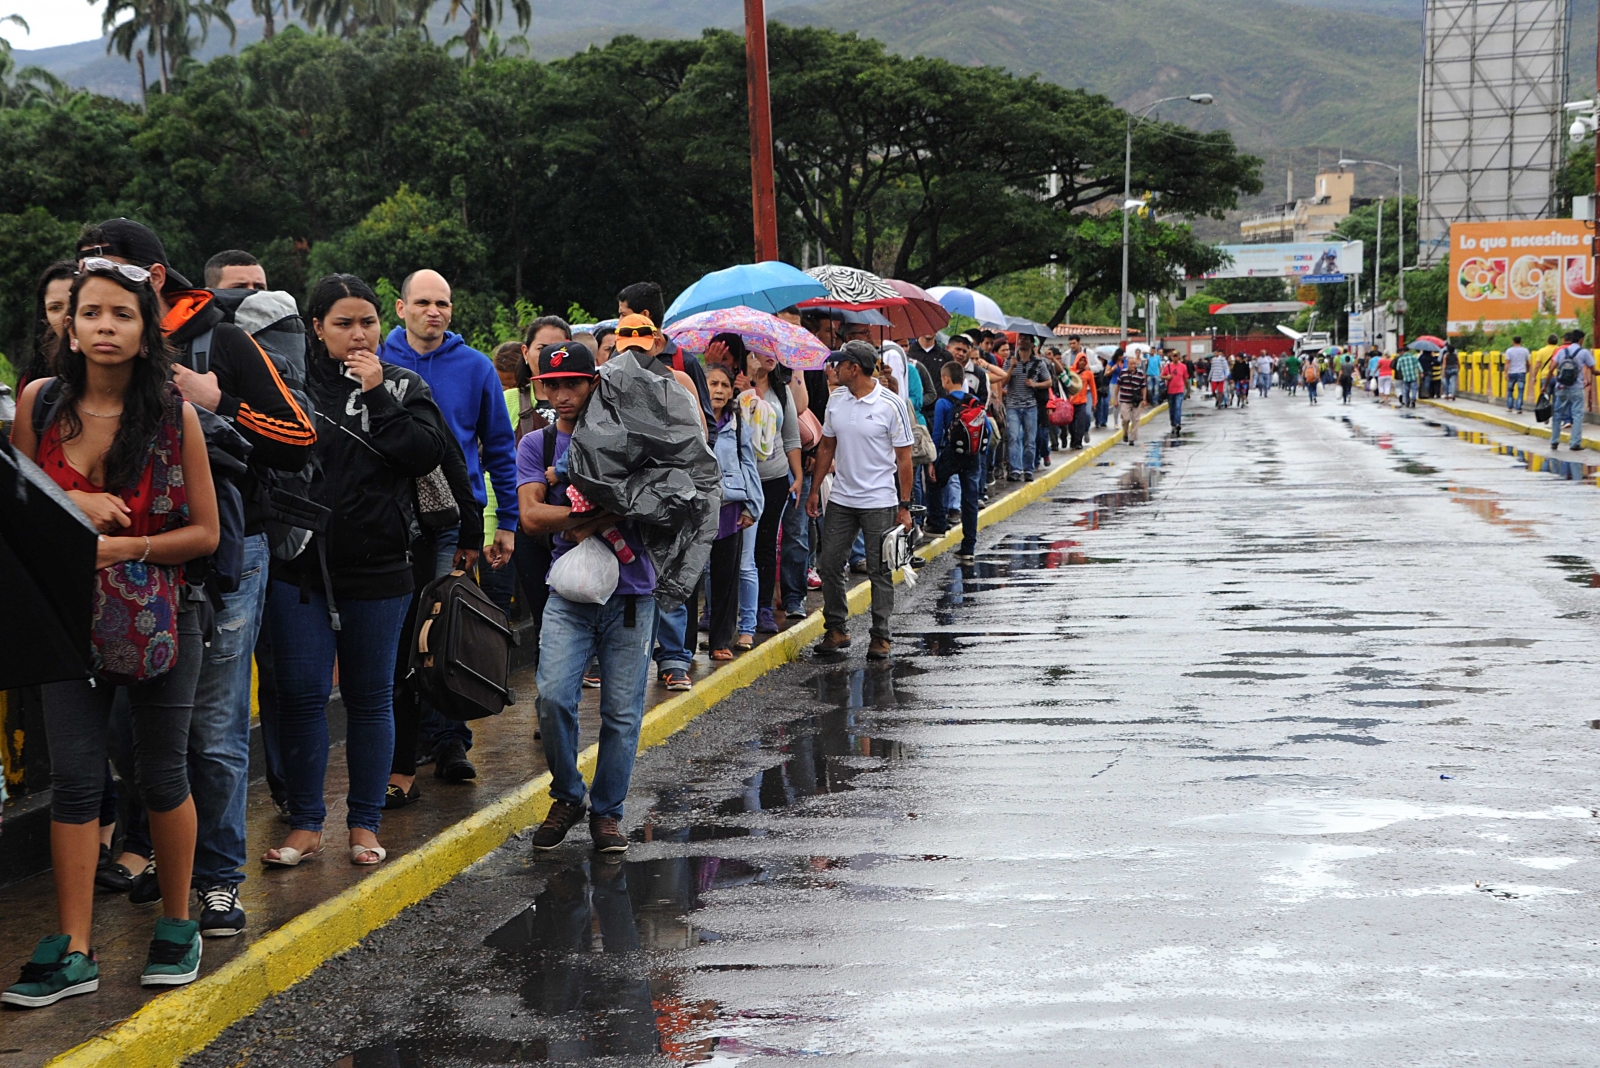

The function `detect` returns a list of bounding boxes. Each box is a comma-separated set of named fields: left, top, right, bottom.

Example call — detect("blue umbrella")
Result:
left=663, top=262, right=829, bottom=326
left=927, top=286, right=1006, bottom=328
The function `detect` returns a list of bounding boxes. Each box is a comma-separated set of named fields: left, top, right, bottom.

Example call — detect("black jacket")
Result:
left=275, top=356, right=449, bottom=601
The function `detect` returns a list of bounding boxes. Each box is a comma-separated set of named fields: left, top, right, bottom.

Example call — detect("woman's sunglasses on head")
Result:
left=78, top=257, right=153, bottom=285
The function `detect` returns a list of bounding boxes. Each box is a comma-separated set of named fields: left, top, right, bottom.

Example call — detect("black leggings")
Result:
left=706, top=532, right=740, bottom=651
left=754, top=477, right=791, bottom=615
left=44, top=609, right=203, bottom=824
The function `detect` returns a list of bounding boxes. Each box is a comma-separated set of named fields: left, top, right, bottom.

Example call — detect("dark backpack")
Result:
left=1555, top=346, right=1583, bottom=388
left=945, top=395, right=986, bottom=466
left=407, top=569, right=517, bottom=721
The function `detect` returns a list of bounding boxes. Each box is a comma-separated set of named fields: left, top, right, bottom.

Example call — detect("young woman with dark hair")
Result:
left=6, top=261, right=220, bottom=1006
left=740, top=349, right=803, bottom=636
left=261, top=274, right=448, bottom=870
left=19, top=260, right=77, bottom=389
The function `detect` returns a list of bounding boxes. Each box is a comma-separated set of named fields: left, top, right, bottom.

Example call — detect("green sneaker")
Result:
left=2, top=935, right=99, bottom=1008
left=140, top=917, right=201, bottom=987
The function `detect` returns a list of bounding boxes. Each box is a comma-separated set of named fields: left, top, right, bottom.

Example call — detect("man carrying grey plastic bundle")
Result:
left=808, top=341, right=915, bottom=662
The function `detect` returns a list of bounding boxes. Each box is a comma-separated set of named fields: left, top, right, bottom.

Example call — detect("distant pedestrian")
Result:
left=1394, top=349, right=1421, bottom=408
left=1253, top=352, right=1273, bottom=398
left=1442, top=345, right=1460, bottom=400
left=1118, top=354, right=1147, bottom=443
left=1162, top=350, right=1188, bottom=431
left=1303, top=357, right=1320, bottom=404
left=1547, top=330, right=1595, bottom=452
left=1504, top=336, right=1530, bottom=412
left=1282, top=350, right=1301, bottom=396
left=1376, top=353, right=1394, bottom=405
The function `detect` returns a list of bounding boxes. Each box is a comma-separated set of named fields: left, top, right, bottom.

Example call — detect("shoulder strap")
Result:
left=189, top=328, right=215, bottom=375
left=542, top=423, right=561, bottom=487
left=30, top=377, right=67, bottom=438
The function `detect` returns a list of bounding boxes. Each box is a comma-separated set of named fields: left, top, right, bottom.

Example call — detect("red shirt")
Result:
left=1163, top=362, right=1188, bottom=395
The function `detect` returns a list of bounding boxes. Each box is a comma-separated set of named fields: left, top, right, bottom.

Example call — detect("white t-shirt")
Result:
left=1504, top=346, right=1530, bottom=374
left=822, top=382, right=915, bottom=509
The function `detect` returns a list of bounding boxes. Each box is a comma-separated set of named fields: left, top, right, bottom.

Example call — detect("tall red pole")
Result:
left=745, top=0, right=780, bottom=262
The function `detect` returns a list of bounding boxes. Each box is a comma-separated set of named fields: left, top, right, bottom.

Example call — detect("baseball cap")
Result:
left=827, top=340, right=878, bottom=375
left=613, top=313, right=660, bottom=352
left=533, top=341, right=598, bottom=380
left=76, top=218, right=194, bottom=291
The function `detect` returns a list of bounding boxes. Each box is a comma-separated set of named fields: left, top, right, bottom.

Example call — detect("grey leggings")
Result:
left=44, top=609, right=203, bottom=824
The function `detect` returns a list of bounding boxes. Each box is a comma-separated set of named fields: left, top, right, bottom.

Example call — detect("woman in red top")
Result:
left=7, top=261, right=218, bottom=1007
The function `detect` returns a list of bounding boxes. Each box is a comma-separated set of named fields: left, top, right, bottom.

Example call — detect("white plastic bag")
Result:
left=548, top=535, right=619, bottom=605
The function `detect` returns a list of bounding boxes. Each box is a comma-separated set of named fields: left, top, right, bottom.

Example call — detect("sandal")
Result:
left=710, top=648, right=733, bottom=661
left=735, top=634, right=754, bottom=652
left=262, top=833, right=323, bottom=868
left=349, top=842, right=387, bottom=866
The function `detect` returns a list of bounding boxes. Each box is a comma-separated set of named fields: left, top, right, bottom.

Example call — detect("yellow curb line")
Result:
left=46, top=403, right=1167, bottom=1068
left=1419, top=398, right=1599, bottom=452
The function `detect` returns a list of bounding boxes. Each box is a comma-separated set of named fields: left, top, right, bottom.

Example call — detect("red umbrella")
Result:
left=883, top=279, right=952, bottom=338
left=1414, top=335, right=1447, bottom=347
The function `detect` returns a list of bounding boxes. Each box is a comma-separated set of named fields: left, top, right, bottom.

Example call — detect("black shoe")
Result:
left=95, top=846, right=136, bottom=894
left=272, top=796, right=291, bottom=823
left=434, top=741, right=476, bottom=783
left=589, top=815, right=628, bottom=854
left=1571, top=444, right=1585, bottom=452
left=384, top=781, right=421, bottom=809
left=196, top=885, right=245, bottom=938
left=532, top=799, right=587, bottom=850
left=850, top=559, right=869, bottom=575
left=128, top=861, right=161, bottom=906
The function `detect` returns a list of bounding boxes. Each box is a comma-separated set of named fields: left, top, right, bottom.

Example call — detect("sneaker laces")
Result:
left=542, top=799, right=582, bottom=830
left=18, top=960, right=65, bottom=983
left=200, top=887, right=237, bottom=914
left=592, top=816, right=622, bottom=838
left=147, top=938, right=190, bottom=965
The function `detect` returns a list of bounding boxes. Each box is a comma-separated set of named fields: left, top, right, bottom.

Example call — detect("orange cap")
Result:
left=613, top=313, right=660, bottom=352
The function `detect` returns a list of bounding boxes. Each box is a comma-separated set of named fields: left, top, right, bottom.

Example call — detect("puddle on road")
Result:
left=1181, top=797, right=1592, bottom=836
left=1423, top=419, right=1600, bottom=484
left=1444, top=485, right=1542, bottom=538
left=1288, top=733, right=1388, bottom=746
left=1548, top=554, right=1600, bottom=587
left=1185, top=669, right=1308, bottom=680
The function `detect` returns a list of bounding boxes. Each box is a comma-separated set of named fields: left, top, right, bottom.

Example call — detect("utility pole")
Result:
left=745, top=0, right=780, bottom=262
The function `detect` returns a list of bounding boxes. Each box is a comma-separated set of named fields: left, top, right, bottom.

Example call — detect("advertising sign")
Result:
left=1447, top=220, right=1594, bottom=333
left=1198, top=242, right=1364, bottom=280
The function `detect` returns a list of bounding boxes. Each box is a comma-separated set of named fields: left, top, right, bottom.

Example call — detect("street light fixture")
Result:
left=1339, top=157, right=1407, bottom=348
left=1120, top=93, right=1215, bottom=343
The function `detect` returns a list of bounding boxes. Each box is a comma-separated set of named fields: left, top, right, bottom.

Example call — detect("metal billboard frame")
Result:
left=1417, top=0, right=1572, bottom=266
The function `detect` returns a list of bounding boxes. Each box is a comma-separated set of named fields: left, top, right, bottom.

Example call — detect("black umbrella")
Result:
left=0, top=438, right=98, bottom=689
left=1005, top=316, right=1055, bottom=339
left=1406, top=338, right=1444, bottom=352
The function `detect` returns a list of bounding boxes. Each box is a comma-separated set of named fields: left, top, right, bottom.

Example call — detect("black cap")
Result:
left=534, top=341, right=598, bottom=380
left=827, top=340, right=878, bottom=375
left=77, top=218, right=194, bottom=291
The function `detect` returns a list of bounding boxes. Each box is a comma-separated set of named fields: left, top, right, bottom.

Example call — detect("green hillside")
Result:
left=776, top=0, right=1423, bottom=161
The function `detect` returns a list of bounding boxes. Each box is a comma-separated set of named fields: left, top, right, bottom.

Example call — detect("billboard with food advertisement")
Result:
left=1448, top=220, right=1594, bottom=333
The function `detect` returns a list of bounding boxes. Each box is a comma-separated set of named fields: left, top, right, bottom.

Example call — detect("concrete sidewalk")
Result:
left=1421, top=394, right=1600, bottom=451
left=0, top=408, right=1168, bottom=1068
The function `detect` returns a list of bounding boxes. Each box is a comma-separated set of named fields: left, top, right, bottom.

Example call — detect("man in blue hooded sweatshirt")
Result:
left=379, top=268, right=518, bottom=784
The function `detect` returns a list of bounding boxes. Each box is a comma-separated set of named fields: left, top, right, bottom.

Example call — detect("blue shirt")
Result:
left=379, top=328, right=519, bottom=531
left=515, top=427, right=656, bottom=596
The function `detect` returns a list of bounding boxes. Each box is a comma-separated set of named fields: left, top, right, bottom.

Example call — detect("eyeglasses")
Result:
left=79, top=257, right=153, bottom=284
left=615, top=325, right=658, bottom=338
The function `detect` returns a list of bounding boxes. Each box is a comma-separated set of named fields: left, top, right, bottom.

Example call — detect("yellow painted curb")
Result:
left=1420, top=398, right=1599, bottom=452
left=46, top=402, right=1168, bottom=1068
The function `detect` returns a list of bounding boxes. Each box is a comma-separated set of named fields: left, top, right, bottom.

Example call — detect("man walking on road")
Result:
left=1394, top=348, right=1421, bottom=408
left=808, top=342, right=915, bottom=662
left=1118, top=352, right=1147, bottom=444
left=1548, top=330, right=1595, bottom=452
left=1504, top=336, right=1531, bottom=413
left=380, top=270, right=518, bottom=785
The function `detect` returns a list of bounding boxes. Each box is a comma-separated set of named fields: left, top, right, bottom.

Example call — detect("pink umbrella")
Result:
left=665, top=307, right=832, bottom=371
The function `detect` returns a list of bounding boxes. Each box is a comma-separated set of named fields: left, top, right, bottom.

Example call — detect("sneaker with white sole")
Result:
left=197, top=885, right=245, bottom=938
left=2, top=935, right=98, bottom=1008
left=140, top=917, right=201, bottom=987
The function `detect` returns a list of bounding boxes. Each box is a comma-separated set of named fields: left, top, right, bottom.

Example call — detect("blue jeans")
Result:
left=267, top=581, right=408, bottom=834
left=1093, top=392, right=1109, bottom=428
left=188, top=532, right=269, bottom=888
left=1444, top=370, right=1458, bottom=397
left=1035, top=403, right=1052, bottom=461
left=929, top=461, right=982, bottom=556
left=1255, top=373, right=1271, bottom=398
left=1507, top=372, right=1526, bottom=410
left=536, top=590, right=657, bottom=820
left=1167, top=392, right=1183, bottom=428
left=738, top=521, right=759, bottom=634
left=1400, top=379, right=1418, bottom=406
left=780, top=472, right=813, bottom=614
left=1005, top=405, right=1037, bottom=475
left=1552, top=386, right=1586, bottom=447
left=653, top=599, right=691, bottom=673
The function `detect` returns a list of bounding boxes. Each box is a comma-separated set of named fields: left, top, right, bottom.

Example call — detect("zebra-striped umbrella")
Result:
left=805, top=265, right=901, bottom=305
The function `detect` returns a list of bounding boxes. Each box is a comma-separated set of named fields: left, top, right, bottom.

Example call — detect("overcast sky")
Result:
left=4, top=1, right=109, bottom=51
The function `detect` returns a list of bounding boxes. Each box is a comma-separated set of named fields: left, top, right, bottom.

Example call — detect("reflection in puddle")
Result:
left=1548, top=554, right=1600, bottom=587
left=1446, top=485, right=1541, bottom=538
left=1425, top=420, right=1600, bottom=484
left=1181, top=797, right=1592, bottom=835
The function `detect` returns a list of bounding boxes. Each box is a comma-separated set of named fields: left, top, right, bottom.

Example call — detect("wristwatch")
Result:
left=898, top=500, right=912, bottom=509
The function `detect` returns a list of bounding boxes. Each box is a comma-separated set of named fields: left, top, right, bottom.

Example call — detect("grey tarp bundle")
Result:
left=566, top=349, right=721, bottom=606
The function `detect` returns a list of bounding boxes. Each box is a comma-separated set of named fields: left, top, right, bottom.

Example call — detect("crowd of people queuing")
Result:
left=12, top=215, right=1590, bottom=1010
left=0, top=218, right=1163, bottom=1010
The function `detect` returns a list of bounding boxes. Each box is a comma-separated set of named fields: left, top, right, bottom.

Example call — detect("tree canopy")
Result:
left=0, top=23, right=1260, bottom=365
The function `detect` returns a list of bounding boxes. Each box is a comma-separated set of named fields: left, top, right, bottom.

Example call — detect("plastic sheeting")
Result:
left=566, top=349, right=722, bottom=606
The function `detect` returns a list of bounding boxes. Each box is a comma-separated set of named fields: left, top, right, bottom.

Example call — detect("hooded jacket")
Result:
left=275, top=354, right=449, bottom=601
left=378, top=327, right=519, bottom=535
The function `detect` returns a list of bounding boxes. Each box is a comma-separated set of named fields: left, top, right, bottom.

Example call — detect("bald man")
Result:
left=378, top=268, right=519, bottom=784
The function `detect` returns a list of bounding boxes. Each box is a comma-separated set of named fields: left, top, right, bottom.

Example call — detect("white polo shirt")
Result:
left=822, top=381, right=915, bottom=509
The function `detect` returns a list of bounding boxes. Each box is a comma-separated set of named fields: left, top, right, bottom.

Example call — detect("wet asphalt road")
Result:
left=190, top=393, right=1600, bottom=1067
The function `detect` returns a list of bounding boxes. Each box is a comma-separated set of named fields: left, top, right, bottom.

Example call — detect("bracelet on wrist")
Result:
left=140, top=536, right=151, bottom=564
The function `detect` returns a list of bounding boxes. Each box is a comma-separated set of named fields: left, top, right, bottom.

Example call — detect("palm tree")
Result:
left=0, top=12, right=26, bottom=53
left=298, top=0, right=435, bottom=38
left=102, top=0, right=236, bottom=94
left=444, top=0, right=530, bottom=64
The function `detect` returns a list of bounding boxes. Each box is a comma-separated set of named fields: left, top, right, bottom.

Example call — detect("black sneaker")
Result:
left=433, top=740, right=477, bottom=783
left=128, top=860, right=162, bottom=905
left=590, top=815, right=628, bottom=854
left=196, top=885, right=245, bottom=938
left=531, top=799, right=587, bottom=850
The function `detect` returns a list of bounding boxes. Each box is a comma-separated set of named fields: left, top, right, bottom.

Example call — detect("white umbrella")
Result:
left=926, top=286, right=1006, bottom=328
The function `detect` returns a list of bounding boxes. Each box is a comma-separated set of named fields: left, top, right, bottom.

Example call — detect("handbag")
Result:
left=93, top=561, right=182, bottom=685
left=1535, top=389, right=1554, bottom=424
left=911, top=422, right=937, bottom=465
left=413, top=464, right=460, bottom=533
left=797, top=406, right=824, bottom=451
left=1047, top=394, right=1074, bottom=427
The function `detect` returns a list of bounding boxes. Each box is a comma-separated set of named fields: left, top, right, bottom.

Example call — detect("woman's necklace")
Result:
left=79, top=405, right=122, bottom=418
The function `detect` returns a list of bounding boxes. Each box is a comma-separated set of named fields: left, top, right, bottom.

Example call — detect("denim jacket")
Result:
left=714, top=407, right=764, bottom=522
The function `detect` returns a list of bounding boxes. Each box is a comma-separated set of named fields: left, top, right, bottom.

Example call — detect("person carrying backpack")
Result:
left=1547, top=329, right=1596, bottom=451
left=925, top=361, right=985, bottom=562
left=73, top=220, right=316, bottom=939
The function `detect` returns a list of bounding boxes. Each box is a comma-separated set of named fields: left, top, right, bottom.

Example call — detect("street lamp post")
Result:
left=1339, top=158, right=1405, bottom=347
left=1121, top=93, right=1214, bottom=344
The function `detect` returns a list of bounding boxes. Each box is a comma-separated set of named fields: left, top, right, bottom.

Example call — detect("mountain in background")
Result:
left=13, top=0, right=1598, bottom=180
